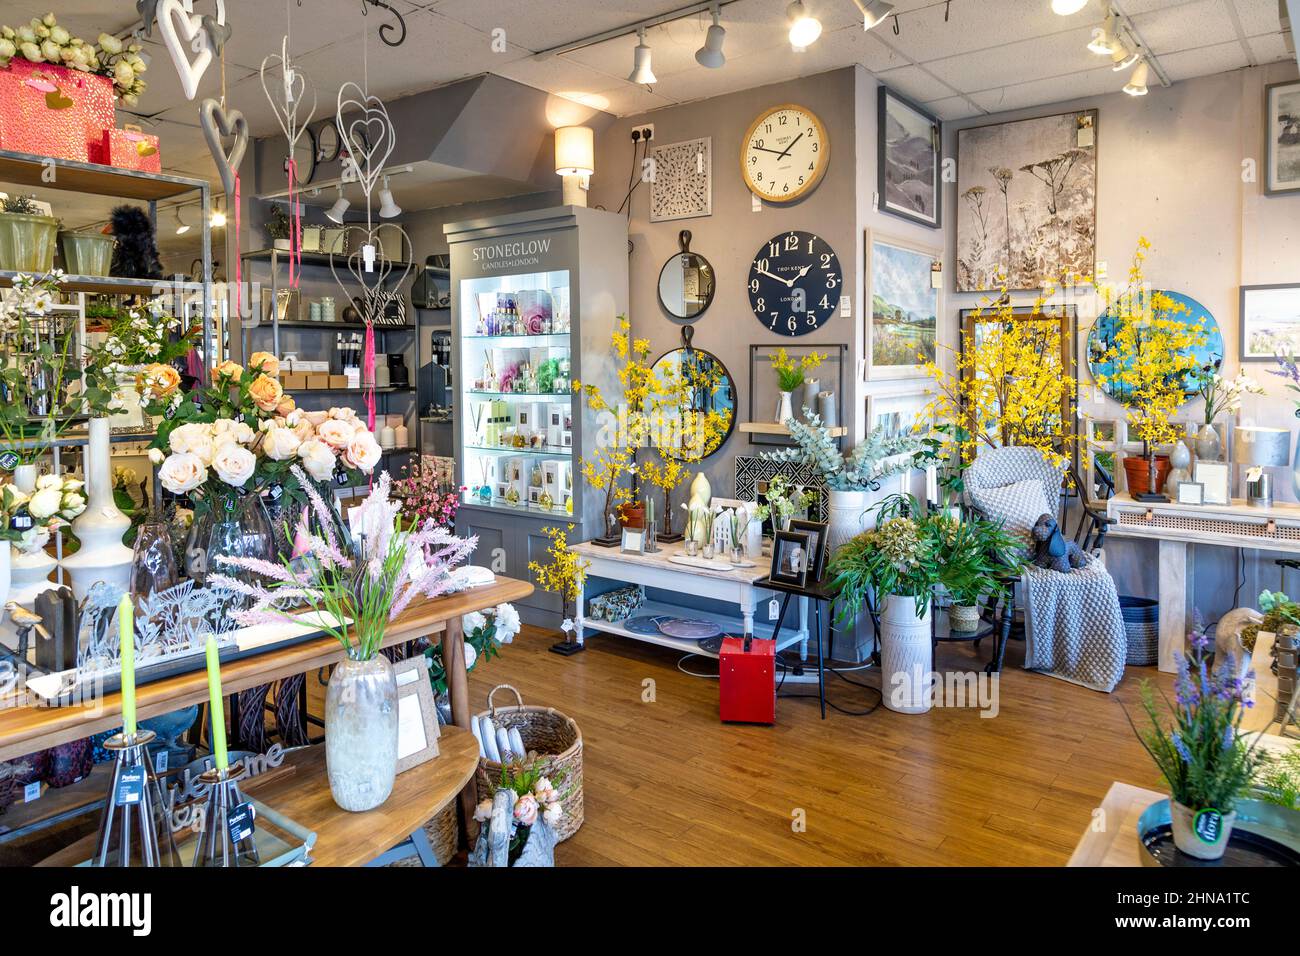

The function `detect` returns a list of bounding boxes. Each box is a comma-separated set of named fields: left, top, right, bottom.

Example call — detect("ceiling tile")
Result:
left=922, top=94, right=983, bottom=121
left=925, top=26, right=1101, bottom=94
left=873, top=0, right=1078, bottom=64
left=430, top=0, right=694, bottom=53
left=1247, top=31, right=1294, bottom=64
left=875, top=64, right=961, bottom=103
left=1115, top=0, right=1199, bottom=13
left=966, top=64, right=1124, bottom=113
left=582, top=82, right=676, bottom=117
left=1230, top=0, right=1288, bottom=37
left=1129, top=0, right=1235, bottom=51
left=1156, top=38, right=1252, bottom=81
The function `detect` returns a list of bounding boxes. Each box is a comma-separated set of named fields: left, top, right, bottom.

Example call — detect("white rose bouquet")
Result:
left=0, top=14, right=148, bottom=103
left=0, top=473, right=86, bottom=552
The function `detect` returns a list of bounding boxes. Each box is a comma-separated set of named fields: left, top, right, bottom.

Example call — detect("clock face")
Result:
left=741, top=104, right=829, bottom=203
left=748, top=231, right=841, bottom=337
left=317, top=121, right=340, bottom=164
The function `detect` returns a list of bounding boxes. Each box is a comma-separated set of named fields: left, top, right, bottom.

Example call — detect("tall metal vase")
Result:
left=62, top=417, right=133, bottom=600
left=325, top=650, right=398, bottom=812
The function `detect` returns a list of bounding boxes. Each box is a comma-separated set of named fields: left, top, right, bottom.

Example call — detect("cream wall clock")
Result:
left=740, top=104, right=829, bottom=203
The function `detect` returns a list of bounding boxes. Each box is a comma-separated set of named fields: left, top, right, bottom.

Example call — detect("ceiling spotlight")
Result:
left=326, top=185, right=350, bottom=224
left=1051, top=0, right=1088, bottom=14
left=174, top=207, right=190, bottom=235
left=1123, top=58, right=1149, bottom=95
left=628, top=27, right=657, bottom=84
left=378, top=176, right=401, bottom=218
left=853, top=0, right=894, bottom=29
left=787, top=0, right=822, bottom=51
left=695, top=5, right=726, bottom=68
left=1110, top=41, right=1140, bottom=70
left=1088, top=9, right=1119, bottom=55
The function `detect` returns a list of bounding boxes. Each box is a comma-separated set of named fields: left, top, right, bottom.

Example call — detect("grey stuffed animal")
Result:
left=1030, top=514, right=1088, bottom=573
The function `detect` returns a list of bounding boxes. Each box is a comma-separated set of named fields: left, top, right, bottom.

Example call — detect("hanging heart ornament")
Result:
left=155, top=0, right=226, bottom=101
left=199, top=97, right=247, bottom=197
left=328, top=224, right=412, bottom=313
left=335, top=81, right=395, bottom=203
left=260, top=36, right=317, bottom=154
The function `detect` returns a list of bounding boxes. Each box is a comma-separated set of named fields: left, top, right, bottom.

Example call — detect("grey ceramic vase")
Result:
left=1196, top=423, right=1222, bottom=461
left=325, top=651, right=398, bottom=812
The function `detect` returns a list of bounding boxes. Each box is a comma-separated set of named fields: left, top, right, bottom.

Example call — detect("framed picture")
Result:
left=1240, top=283, right=1300, bottom=362
left=878, top=86, right=940, bottom=228
left=770, top=530, right=812, bottom=588
left=787, top=519, right=829, bottom=583
left=1176, top=481, right=1205, bottom=506
left=1265, top=80, right=1300, bottom=196
left=956, top=110, right=1097, bottom=292
left=864, top=384, right=934, bottom=442
left=1193, top=461, right=1230, bottom=506
left=621, top=527, right=646, bottom=554
left=649, top=137, right=712, bottom=222
left=392, top=657, right=440, bottom=773
left=261, top=287, right=300, bottom=325
left=865, top=230, right=941, bottom=379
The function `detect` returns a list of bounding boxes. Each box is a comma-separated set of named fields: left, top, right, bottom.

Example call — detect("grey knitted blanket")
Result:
left=1021, top=557, right=1126, bottom=692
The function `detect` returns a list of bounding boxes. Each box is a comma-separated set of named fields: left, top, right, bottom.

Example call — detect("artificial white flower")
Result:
left=542, top=803, right=563, bottom=827
left=211, top=443, right=256, bottom=488
left=342, top=430, right=382, bottom=472
left=169, top=422, right=214, bottom=463
left=263, top=425, right=302, bottom=462
left=473, top=800, right=494, bottom=823
left=492, top=602, right=521, bottom=644
left=464, top=641, right=477, bottom=670
left=148, top=447, right=165, bottom=465
left=297, top=439, right=336, bottom=482
left=462, top=611, right=487, bottom=634
left=35, top=474, right=63, bottom=491
left=316, top=418, right=355, bottom=450
left=26, top=487, right=63, bottom=520
left=158, top=452, right=207, bottom=494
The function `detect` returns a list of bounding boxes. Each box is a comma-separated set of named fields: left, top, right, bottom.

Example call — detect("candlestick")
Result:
left=925, top=465, right=939, bottom=508
left=204, top=636, right=229, bottom=771
left=117, top=594, right=136, bottom=738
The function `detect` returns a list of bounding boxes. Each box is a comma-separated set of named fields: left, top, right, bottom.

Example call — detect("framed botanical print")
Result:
left=864, top=385, right=934, bottom=441
left=1265, top=80, right=1300, bottom=196
left=865, top=230, right=941, bottom=380
left=877, top=86, right=940, bottom=228
left=1240, top=283, right=1300, bottom=361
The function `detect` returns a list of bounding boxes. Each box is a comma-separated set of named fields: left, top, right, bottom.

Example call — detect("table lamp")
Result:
left=1233, top=426, right=1291, bottom=507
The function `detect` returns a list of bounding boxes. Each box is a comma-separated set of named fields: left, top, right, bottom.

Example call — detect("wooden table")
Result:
left=1106, top=493, right=1300, bottom=672
left=0, top=576, right=532, bottom=763
left=38, top=728, right=480, bottom=867
left=1067, top=782, right=1165, bottom=866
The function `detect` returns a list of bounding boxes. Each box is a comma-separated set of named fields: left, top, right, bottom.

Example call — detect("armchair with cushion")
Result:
left=965, top=446, right=1127, bottom=692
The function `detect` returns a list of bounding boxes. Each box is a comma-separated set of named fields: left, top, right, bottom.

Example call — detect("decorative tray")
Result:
left=1138, top=798, right=1300, bottom=866
left=667, top=554, right=748, bottom=572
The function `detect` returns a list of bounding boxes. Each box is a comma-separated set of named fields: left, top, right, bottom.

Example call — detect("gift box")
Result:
left=92, top=124, right=161, bottom=173
left=719, top=636, right=775, bottom=725
left=0, top=60, right=115, bottom=163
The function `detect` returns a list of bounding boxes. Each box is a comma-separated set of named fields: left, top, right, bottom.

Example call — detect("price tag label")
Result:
left=0, top=451, right=19, bottom=471
left=115, top=766, right=145, bottom=805
left=335, top=471, right=348, bottom=486
left=154, top=749, right=168, bottom=773
left=227, top=801, right=256, bottom=845
left=269, top=483, right=284, bottom=501
left=23, top=781, right=41, bottom=803
left=768, top=598, right=780, bottom=621
left=10, top=515, right=33, bottom=530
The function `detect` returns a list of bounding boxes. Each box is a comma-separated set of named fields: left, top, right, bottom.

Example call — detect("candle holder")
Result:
left=192, top=762, right=261, bottom=867
left=93, top=729, right=181, bottom=867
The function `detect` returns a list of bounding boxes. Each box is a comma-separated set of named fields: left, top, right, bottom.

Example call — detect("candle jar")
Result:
left=730, top=546, right=743, bottom=565
left=684, top=540, right=698, bottom=557
left=702, top=544, right=714, bottom=561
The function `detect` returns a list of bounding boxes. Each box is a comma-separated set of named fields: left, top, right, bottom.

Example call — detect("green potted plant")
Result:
left=58, top=228, right=116, bottom=277
left=937, top=515, right=1023, bottom=631
left=0, top=195, right=58, bottom=272
left=265, top=205, right=292, bottom=250
left=828, top=495, right=943, bottom=714
left=1127, top=621, right=1268, bottom=860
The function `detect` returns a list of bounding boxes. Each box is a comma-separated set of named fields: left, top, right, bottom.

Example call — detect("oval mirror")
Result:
left=1087, top=290, right=1224, bottom=402
left=649, top=327, right=736, bottom=460
left=657, top=230, right=716, bottom=320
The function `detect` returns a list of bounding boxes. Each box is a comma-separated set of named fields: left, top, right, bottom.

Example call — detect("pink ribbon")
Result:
left=286, top=157, right=301, bottom=289
left=364, top=317, right=376, bottom=433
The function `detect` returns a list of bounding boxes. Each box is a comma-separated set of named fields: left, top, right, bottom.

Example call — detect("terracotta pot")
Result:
left=621, top=504, right=646, bottom=529
left=1122, top=455, right=1172, bottom=496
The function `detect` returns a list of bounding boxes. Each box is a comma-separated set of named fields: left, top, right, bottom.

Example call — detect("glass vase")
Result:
left=131, top=508, right=179, bottom=603
left=193, top=489, right=274, bottom=587
left=325, top=650, right=398, bottom=812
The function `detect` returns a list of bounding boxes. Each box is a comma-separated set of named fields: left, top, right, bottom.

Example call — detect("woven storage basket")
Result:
left=1120, top=595, right=1159, bottom=666
left=387, top=801, right=457, bottom=867
left=473, top=684, right=584, bottom=842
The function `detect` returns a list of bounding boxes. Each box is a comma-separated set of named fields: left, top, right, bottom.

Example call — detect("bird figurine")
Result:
left=5, top=603, right=50, bottom=643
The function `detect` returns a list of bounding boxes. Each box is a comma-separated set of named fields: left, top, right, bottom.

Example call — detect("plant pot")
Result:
left=325, top=652, right=398, bottom=812
left=775, top=390, right=794, bottom=424
left=621, top=504, right=645, bottom=529
left=1122, top=455, right=1172, bottom=496
left=950, top=604, right=981, bottom=632
left=0, top=212, right=58, bottom=272
left=827, top=489, right=872, bottom=554
left=59, top=231, right=116, bottom=277
left=1170, top=801, right=1236, bottom=860
left=61, top=418, right=133, bottom=600
left=880, top=594, right=933, bottom=714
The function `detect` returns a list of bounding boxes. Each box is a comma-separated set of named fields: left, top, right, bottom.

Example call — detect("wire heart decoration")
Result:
left=259, top=36, right=316, bottom=156
left=154, top=0, right=226, bottom=101
left=335, top=81, right=394, bottom=211
left=328, top=223, right=412, bottom=311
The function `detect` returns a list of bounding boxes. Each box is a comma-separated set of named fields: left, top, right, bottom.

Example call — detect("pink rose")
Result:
left=316, top=418, right=356, bottom=449
left=304, top=410, right=329, bottom=427
left=513, top=793, right=539, bottom=827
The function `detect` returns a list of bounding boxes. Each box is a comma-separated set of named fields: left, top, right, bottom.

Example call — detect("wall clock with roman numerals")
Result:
left=741, top=104, right=829, bottom=203
left=747, top=230, right=841, bottom=337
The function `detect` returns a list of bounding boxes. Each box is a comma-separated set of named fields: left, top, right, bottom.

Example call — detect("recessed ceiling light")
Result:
left=1051, top=0, right=1088, bottom=14
left=787, top=0, right=822, bottom=51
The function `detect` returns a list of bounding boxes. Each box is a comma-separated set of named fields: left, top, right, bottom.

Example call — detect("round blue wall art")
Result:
left=1086, top=291, right=1224, bottom=403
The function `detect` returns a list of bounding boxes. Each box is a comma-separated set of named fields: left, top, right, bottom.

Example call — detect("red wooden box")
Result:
left=719, top=635, right=775, bottom=725
left=92, top=125, right=161, bottom=173
left=0, top=60, right=115, bottom=163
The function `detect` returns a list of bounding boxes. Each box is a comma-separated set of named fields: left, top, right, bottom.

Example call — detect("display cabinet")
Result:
left=445, top=206, right=628, bottom=621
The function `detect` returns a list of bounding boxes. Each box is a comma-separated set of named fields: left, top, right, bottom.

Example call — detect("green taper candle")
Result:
left=118, top=594, right=136, bottom=737
left=204, top=635, right=229, bottom=771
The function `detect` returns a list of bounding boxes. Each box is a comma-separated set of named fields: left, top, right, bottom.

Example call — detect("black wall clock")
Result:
left=747, top=230, right=841, bottom=336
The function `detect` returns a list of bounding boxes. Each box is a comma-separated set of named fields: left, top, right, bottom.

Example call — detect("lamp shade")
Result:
left=555, top=126, right=595, bottom=177
left=1233, top=426, right=1291, bottom=467
left=1123, top=59, right=1149, bottom=95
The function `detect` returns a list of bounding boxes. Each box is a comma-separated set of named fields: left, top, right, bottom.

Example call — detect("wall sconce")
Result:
left=555, top=125, right=595, bottom=208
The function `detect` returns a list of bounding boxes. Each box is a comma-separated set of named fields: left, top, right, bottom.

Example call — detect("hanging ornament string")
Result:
left=261, top=25, right=316, bottom=291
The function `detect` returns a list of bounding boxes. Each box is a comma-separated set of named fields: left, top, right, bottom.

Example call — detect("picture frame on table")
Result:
left=1193, top=461, right=1230, bottom=506
left=865, top=230, right=942, bottom=380
left=1265, top=80, right=1300, bottom=197
left=621, top=527, right=646, bottom=555
left=770, top=529, right=812, bottom=588
left=877, top=86, right=941, bottom=229
left=787, top=519, right=829, bottom=583
left=1239, top=283, right=1300, bottom=361
left=1176, top=481, right=1205, bottom=506
left=392, top=657, right=440, bottom=773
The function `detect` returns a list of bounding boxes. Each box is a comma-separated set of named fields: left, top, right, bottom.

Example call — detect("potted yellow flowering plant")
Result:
left=528, top=524, right=590, bottom=655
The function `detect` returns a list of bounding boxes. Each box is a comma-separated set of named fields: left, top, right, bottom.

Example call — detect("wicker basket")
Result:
left=473, top=684, right=584, bottom=843
left=1120, top=595, right=1159, bottom=666
left=387, top=801, right=457, bottom=867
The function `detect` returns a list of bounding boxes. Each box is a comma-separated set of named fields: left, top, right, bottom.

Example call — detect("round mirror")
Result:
left=650, top=331, right=736, bottom=460
left=1087, top=290, right=1224, bottom=402
left=657, top=230, right=716, bottom=320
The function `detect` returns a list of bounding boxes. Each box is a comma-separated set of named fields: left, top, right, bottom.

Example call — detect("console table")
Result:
left=570, top=540, right=810, bottom=658
left=1106, top=493, right=1300, bottom=672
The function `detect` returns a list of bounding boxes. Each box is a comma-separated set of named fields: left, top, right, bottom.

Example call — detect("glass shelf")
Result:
left=466, top=390, right=573, bottom=399
left=462, top=492, right=573, bottom=517
left=465, top=444, right=571, bottom=457
left=463, top=332, right=570, bottom=343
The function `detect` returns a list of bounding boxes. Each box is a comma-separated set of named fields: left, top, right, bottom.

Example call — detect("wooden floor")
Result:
left=460, top=624, right=1172, bottom=866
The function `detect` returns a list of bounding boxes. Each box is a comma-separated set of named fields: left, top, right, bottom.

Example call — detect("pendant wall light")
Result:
left=378, top=176, right=401, bottom=218
left=695, top=5, right=726, bottom=68
left=628, top=28, right=657, bottom=84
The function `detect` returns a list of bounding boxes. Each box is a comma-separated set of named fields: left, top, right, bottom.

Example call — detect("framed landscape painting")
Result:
left=1240, top=283, right=1300, bottom=361
left=1265, top=80, right=1300, bottom=196
left=956, top=111, right=1097, bottom=292
left=865, top=230, right=941, bottom=380
left=878, top=86, right=940, bottom=228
